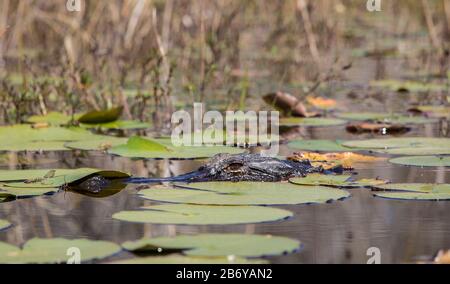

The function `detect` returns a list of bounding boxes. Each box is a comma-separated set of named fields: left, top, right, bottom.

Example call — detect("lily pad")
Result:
left=279, top=117, right=347, bottom=127
left=0, top=125, right=101, bottom=152
left=78, top=106, right=123, bottom=124
left=122, top=234, right=301, bottom=257
left=0, top=186, right=57, bottom=198
left=0, top=219, right=11, bottom=231
left=138, top=183, right=350, bottom=205
left=410, top=105, right=450, bottom=118
left=374, top=147, right=450, bottom=156
left=342, top=137, right=450, bottom=150
left=289, top=174, right=387, bottom=188
left=336, top=112, right=436, bottom=124
left=373, top=183, right=450, bottom=200
left=288, top=140, right=351, bottom=152
left=0, top=168, right=129, bottom=198
left=112, top=204, right=292, bottom=225
left=27, top=112, right=73, bottom=125
left=111, top=255, right=267, bottom=264
left=109, top=136, right=245, bottom=159
left=389, top=156, right=450, bottom=167
left=370, top=80, right=446, bottom=93
left=65, top=137, right=128, bottom=151
left=80, top=120, right=151, bottom=130
left=0, top=238, right=121, bottom=264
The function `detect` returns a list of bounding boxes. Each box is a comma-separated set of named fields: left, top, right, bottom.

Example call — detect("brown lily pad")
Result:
left=263, top=92, right=318, bottom=117
left=346, top=122, right=411, bottom=134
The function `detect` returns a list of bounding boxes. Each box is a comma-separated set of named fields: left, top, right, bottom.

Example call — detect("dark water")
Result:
left=0, top=118, right=449, bottom=264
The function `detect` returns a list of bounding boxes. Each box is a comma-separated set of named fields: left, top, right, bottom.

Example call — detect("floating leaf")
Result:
left=0, top=168, right=129, bottom=198
left=0, top=125, right=101, bottom=152
left=263, top=92, right=316, bottom=117
left=370, top=80, right=446, bottom=93
left=336, top=112, right=436, bottom=124
left=27, top=112, right=73, bottom=125
left=111, top=255, right=267, bottom=264
left=306, top=96, right=337, bottom=110
left=374, top=147, right=450, bottom=156
left=0, top=141, right=69, bottom=152
left=80, top=120, right=151, bottom=130
left=138, top=182, right=350, bottom=205
left=389, top=156, right=450, bottom=167
left=434, top=250, right=450, bottom=264
left=409, top=105, right=450, bottom=118
left=0, top=186, right=57, bottom=198
left=65, top=137, right=128, bottom=151
left=109, top=136, right=244, bottom=159
left=373, top=183, right=450, bottom=200
left=279, top=117, right=347, bottom=127
left=342, top=137, right=450, bottom=150
left=290, top=174, right=387, bottom=188
left=0, top=238, right=121, bottom=264
left=0, top=169, right=75, bottom=182
left=112, top=204, right=292, bottom=225
left=346, top=122, right=410, bottom=135
left=0, top=219, right=11, bottom=231
left=78, top=106, right=123, bottom=124
left=288, top=152, right=385, bottom=170
left=288, top=140, right=351, bottom=152
left=123, top=234, right=301, bottom=257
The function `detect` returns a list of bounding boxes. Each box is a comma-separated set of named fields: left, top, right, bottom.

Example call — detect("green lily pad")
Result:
left=0, top=187, right=57, bottom=198
left=336, top=112, right=436, bottom=124
left=279, top=118, right=347, bottom=127
left=411, top=106, right=450, bottom=118
left=0, top=168, right=129, bottom=198
left=0, top=125, right=101, bottom=152
left=0, top=168, right=129, bottom=184
left=27, top=112, right=73, bottom=125
left=0, top=141, right=69, bottom=152
left=78, top=106, right=123, bottom=124
left=0, top=169, right=75, bottom=182
left=109, top=136, right=244, bottom=159
left=138, top=182, right=349, bottom=205
left=112, top=204, right=292, bottom=225
left=111, top=255, right=267, bottom=264
left=288, top=140, right=351, bottom=152
left=80, top=120, right=151, bottom=130
left=370, top=80, right=446, bottom=92
left=289, top=174, right=387, bottom=188
left=374, top=147, right=450, bottom=156
left=0, top=219, right=11, bottom=231
left=389, top=156, right=450, bottom=167
left=373, top=183, right=450, bottom=200
left=123, top=234, right=300, bottom=257
left=65, top=137, right=128, bottom=151
left=0, top=238, right=121, bottom=264
left=342, top=137, right=450, bottom=149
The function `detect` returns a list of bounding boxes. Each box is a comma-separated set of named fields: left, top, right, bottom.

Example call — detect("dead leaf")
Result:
left=434, top=250, right=450, bottom=264
left=306, top=96, right=337, bottom=110
left=289, top=152, right=385, bottom=170
left=346, top=122, right=410, bottom=134
left=263, top=92, right=318, bottom=117
left=31, top=122, right=50, bottom=129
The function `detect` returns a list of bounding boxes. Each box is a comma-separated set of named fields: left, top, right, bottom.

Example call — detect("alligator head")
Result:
left=190, top=153, right=320, bottom=182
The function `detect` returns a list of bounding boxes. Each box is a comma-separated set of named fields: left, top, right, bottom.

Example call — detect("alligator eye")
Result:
left=226, top=163, right=243, bottom=172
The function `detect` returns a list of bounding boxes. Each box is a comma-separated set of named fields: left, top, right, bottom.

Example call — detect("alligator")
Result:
left=67, top=153, right=340, bottom=194
left=127, top=153, right=337, bottom=184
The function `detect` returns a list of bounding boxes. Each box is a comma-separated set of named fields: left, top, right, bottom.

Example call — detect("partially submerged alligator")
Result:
left=128, top=153, right=339, bottom=183
left=71, top=153, right=341, bottom=194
